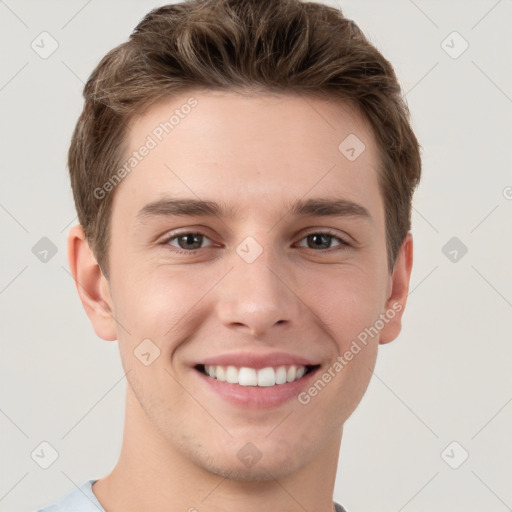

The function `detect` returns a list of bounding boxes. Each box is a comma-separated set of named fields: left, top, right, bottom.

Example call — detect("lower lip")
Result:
left=194, top=367, right=320, bottom=409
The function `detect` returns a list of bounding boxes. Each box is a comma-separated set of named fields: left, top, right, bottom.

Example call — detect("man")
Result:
left=38, top=0, right=421, bottom=510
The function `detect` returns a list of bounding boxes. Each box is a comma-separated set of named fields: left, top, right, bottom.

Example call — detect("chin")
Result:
left=198, top=453, right=305, bottom=482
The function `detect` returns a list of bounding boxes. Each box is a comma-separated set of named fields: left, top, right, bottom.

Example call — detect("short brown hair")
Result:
left=68, top=0, right=421, bottom=278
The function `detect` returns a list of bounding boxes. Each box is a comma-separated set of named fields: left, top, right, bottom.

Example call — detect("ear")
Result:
left=379, top=232, right=414, bottom=345
left=67, top=224, right=117, bottom=341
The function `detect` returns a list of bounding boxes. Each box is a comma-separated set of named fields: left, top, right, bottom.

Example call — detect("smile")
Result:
left=196, top=364, right=318, bottom=387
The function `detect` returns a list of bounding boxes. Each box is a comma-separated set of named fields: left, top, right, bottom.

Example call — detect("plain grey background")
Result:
left=1, top=1, right=511, bottom=511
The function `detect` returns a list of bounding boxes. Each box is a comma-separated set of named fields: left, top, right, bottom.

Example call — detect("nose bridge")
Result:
left=215, top=238, right=300, bottom=337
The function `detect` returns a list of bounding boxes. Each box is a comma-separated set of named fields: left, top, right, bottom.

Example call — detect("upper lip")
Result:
left=197, top=351, right=319, bottom=369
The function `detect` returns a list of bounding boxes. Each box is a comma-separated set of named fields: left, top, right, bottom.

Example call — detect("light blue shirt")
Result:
left=37, top=479, right=347, bottom=511
left=36, top=480, right=103, bottom=511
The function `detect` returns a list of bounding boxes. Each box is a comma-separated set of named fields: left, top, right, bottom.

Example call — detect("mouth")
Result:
left=194, top=363, right=320, bottom=387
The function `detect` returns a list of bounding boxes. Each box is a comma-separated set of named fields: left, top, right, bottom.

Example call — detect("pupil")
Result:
left=180, top=234, right=201, bottom=249
left=309, top=234, right=330, bottom=249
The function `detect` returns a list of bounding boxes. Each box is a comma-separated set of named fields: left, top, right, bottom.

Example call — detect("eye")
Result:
left=160, top=229, right=351, bottom=255
left=296, top=231, right=350, bottom=251
left=162, top=232, right=215, bottom=253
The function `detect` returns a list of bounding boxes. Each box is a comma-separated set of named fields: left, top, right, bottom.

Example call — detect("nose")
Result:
left=214, top=246, right=302, bottom=338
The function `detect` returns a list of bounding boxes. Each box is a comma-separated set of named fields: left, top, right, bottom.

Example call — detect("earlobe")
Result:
left=379, top=232, right=414, bottom=345
left=67, top=224, right=117, bottom=341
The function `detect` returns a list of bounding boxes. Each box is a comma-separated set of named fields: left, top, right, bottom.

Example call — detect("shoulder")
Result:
left=36, top=480, right=104, bottom=512
left=334, top=502, right=348, bottom=512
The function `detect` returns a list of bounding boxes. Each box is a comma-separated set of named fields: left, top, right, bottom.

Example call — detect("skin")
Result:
left=68, top=90, right=413, bottom=512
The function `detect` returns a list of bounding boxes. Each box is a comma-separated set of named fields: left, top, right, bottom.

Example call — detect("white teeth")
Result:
left=257, top=367, right=276, bottom=387
left=238, top=367, right=258, bottom=386
left=296, top=366, right=306, bottom=379
left=226, top=365, right=238, bottom=384
left=202, top=364, right=310, bottom=386
left=275, top=366, right=287, bottom=384
left=216, top=366, right=226, bottom=382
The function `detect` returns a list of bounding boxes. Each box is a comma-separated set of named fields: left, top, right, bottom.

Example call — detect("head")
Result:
left=68, top=0, right=420, bottom=481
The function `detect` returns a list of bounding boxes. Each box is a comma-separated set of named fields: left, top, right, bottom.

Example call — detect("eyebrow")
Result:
left=135, top=196, right=371, bottom=223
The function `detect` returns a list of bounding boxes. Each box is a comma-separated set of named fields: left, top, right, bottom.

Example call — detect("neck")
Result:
left=93, top=388, right=342, bottom=512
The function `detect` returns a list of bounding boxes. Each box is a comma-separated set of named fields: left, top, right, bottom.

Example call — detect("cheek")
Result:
left=111, top=268, right=210, bottom=406
left=112, top=265, right=217, bottom=350
left=301, top=265, right=387, bottom=349
left=296, top=272, right=382, bottom=423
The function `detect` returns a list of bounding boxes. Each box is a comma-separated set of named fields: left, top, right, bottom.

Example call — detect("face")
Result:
left=76, top=90, right=411, bottom=481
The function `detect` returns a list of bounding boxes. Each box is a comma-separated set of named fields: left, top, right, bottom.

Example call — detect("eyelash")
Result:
left=160, top=230, right=351, bottom=255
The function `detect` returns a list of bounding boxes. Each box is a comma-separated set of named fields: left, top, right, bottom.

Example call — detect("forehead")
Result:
left=113, top=90, right=382, bottom=221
